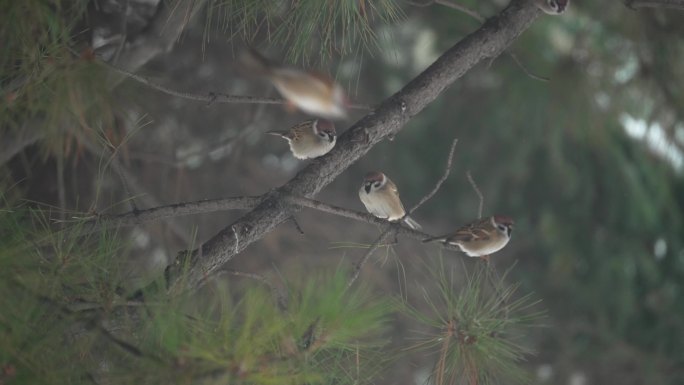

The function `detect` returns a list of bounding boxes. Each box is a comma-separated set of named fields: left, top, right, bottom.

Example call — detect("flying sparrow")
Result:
left=535, top=0, right=569, bottom=15
left=241, top=49, right=349, bottom=119
left=268, top=119, right=336, bottom=159
left=359, top=171, right=421, bottom=230
left=423, top=216, right=514, bottom=260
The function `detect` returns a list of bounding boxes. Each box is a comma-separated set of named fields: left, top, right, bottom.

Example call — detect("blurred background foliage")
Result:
left=2, top=0, right=684, bottom=384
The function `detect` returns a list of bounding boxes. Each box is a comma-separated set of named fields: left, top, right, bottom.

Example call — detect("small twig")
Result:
left=625, top=0, right=684, bottom=10
left=101, top=61, right=372, bottom=110
left=21, top=285, right=156, bottom=361
left=409, top=138, right=458, bottom=214
left=436, top=0, right=485, bottom=22
left=56, top=149, right=67, bottom=225
left=289, top=215, right=305, bottom=235
left=466, top=171, right=483, bottom=219
left=94, top=320, right=147, bottom=358
left=507, top=51, right=550, bottom=82
left=82, top=196, right=261, bottom=232
left=347, top=227, right=395, bottom=289
left=218, top=269, right=288, bottom=310
left=413, top=0, right=548, bottom=82
left=68, top=300, right=146, bottom=312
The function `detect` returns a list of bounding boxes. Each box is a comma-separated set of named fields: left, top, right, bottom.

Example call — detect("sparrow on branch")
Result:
left=423, top=216, right=514, bottom=261
left=267, top=119, right=336, bottom=159
left=359, top=171, right=421, bottom=230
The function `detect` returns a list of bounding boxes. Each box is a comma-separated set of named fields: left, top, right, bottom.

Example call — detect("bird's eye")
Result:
left=497, top=224, right=507, bottom=232
left=373, top=181, right=382, bottom=188
left=548, top=0, right=557, bottom=8
left=318, top=132, right=327, bottom=137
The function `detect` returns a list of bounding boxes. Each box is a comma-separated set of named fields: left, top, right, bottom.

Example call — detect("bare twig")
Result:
left=625, top=0, right=684, bottom=10
left=20, top=284, right=157, bottom=361
left=82, top=196, right=261, bottom=231
left=409, top=138, right=459, bottom=214
left=74, top=131, right=191, bottom=243
left=84, top=194, right=434, bottom=242
left=436, top=0, right=487, bottom=21
left=347, top=137, right=457, bottom=289
left=56, top=151, right=67, bottom=225
left=411, top=0, right=548, bottom=82
left=466, top=171, right=483, bottom=219
left=507, top=51, right=550, bottom=82
left=347, top=228, right=395, bottom=289
left=101, top=61, right=373, bottom=111
left=216, top=269, right=288, bottom=310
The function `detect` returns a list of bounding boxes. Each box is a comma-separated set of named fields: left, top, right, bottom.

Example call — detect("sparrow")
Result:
left=358, top=171, right=421, bottom=230
left=422, top=216, right=514, bottom=260
left=267, top=119, right=336, bottom=159
left=241, top=49, right=349, bottom=119
left=535, top=0, right=569, bottom=15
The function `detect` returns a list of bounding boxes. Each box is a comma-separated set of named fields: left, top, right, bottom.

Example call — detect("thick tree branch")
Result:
left=626, top=0, right=684, bottom=10
left=165, top=0, right=543, bottom=291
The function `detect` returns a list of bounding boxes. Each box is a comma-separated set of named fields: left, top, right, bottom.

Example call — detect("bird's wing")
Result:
left=384, top=179, right=406, bottom=214
left=385, top=179, right=400, bottom=197
left=452, top=219, right=493, bottom=242
left=287, top=120, right=315, bottom=141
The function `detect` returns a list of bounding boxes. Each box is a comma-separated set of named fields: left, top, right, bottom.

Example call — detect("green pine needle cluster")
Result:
left=1, top=0, right=114, bottom=157
left=0, top=198, right=391, bottom=385
left=203, top=0, right=404, bottom=63
left=401, top=258, right=544, bottom=385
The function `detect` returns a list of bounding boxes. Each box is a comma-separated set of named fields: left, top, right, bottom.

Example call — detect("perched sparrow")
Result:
left=358, top=171, right=421, bottom=230
left=241, top=49, right=349, bottom=119
left=268, top=119, right=336, bottom=159
left=423, top=216, right=514, bottom=260
left=535, top=0, right=569, bottom=15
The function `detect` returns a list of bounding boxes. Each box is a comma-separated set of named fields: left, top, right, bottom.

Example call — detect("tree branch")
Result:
left=83, top=193, right=434, bottom=243
left=83, top=196, right=262, bottom=231
left=625, top=0, right=684, bottom=10
left=165, top=0, right=543, bottom=291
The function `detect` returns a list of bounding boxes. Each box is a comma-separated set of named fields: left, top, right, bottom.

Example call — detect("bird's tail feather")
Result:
left=422, top=235, right=446, bottom=243
left=266, top=130, right=290, bottom=139
left=403, top=216, right=422, bottom=231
